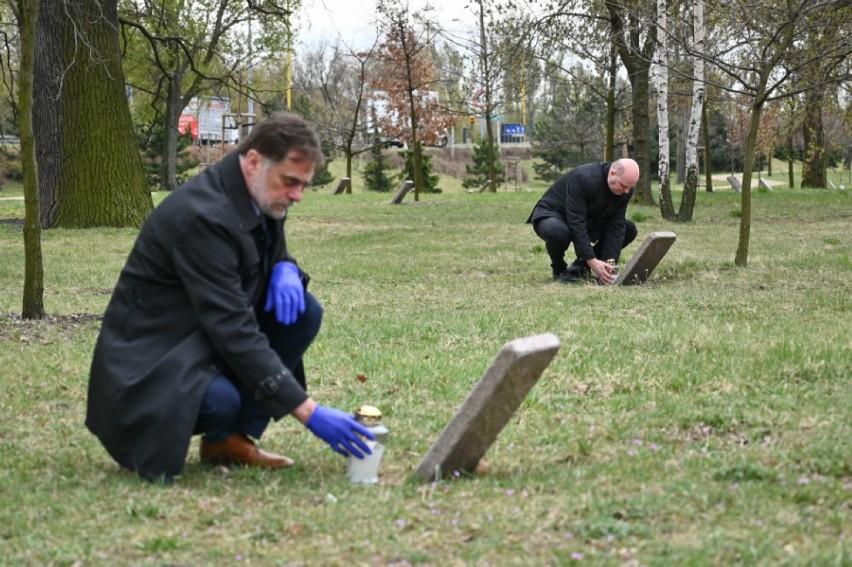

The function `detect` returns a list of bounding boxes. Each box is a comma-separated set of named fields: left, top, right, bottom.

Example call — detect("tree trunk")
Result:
left=608, top=1, right=657, bottom=206
left=801, top=88, right=827, bottom=188
left=629, top=64, right=655, bottom=206
left=479, top=1, right=498, bottom=193
left=655, top=0, right=674, bottom=219
left=162, top=78, right=184, bottom=191
left=20, top=0, right=45, bottom=319
left=34, top=0, right=152, bottom=228
left=675, top=114, right=686, bottom=184
left=702, top=100, right=712, bottom=192
left=33, top=0, right=62, bottom=227
left=788, top=134, right=795, bottom=188
left=678, top=0, right=704, bottom=222
left=605, top=43, right=617, bottom=161
left=735, top=96, right=765, bottom=267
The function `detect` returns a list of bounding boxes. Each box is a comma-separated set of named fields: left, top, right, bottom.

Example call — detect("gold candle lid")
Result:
left=354, top=405, right=382, bottom=424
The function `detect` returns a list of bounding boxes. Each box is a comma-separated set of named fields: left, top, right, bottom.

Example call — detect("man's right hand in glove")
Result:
left=293, top=399, right=374, bottom=459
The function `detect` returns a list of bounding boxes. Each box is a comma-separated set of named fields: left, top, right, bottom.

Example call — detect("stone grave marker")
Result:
left=828, top=181, right=837, bottom=189
left=613, top=231, right=677, bottom=286
left=726, top=175, right=742, bottom=193
left=333, top=177, right=351, bottom=194
left=389, top=180, right=415, bottom=204
left=758, top=177, right=773, bottom=191
left=412, top=333, right=561, bottom=482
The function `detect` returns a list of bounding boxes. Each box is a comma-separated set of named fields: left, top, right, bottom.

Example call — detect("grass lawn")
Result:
left=0, top=166, right=849, bottom=566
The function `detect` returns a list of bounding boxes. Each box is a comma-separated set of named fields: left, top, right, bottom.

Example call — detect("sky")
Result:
left=295, top=0, right=478, bottom=49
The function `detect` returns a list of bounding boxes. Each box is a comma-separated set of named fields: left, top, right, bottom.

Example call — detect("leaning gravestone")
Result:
left=726, top=175, right=742, bottom=193
left=758, top=177, right=773, bottom=191
left=613, top=231, right=677, bottom=286
left=333, top=177, right=351, bottom=194
left=828, top=181, right=837, bottom=190
left=389, top=180, right=415, bottom=204
left=412, top=333, right=561, bottom=482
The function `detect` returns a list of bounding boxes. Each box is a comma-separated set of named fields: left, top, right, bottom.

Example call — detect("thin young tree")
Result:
left=17, top=0, right=43, bottom=318
left=474, top=0, right=498, bottom=192
left=702, top=0, right=852, bottom=265
left=373, top=0, right=455, bottom=201
left=291, top=39, right=378, bottom=193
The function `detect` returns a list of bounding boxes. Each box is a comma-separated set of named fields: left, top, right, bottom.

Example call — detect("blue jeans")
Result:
left=194, top=291, right=323, bottom=440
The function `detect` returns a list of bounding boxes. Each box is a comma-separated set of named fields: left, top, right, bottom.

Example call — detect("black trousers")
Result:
left=533, top=217, right=638, bottom=275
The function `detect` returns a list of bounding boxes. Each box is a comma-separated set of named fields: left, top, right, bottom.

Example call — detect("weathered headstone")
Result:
left=334, top=177, right=351, bottom=194
left=727, top=175, right=742, bottom=193
left=389, top=180, right=414, bottom=204
left=613, top=231, right=677, bottom=286
left=412, top=333, right=561, bottom=482
left=479, top=180, right=492, bottom=193
left=758, top=177, right=773, bottom=191
left=828, top=180, right=837, bottom=190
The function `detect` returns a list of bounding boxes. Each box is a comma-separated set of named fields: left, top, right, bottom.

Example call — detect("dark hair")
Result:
left=238, top=112, right=325, bottom=166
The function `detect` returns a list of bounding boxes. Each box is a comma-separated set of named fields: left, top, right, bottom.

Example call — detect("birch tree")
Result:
left=679, top=0, right=705, bottom=220
left=655, top=0, right=672, bottom=217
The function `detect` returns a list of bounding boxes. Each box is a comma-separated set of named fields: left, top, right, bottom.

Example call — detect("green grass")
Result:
left=0, top=168, right=850, bottom=566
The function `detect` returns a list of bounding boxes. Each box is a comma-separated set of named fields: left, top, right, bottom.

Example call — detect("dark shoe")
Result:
left=564, top=264, right=592, bottom=279
left=200, top=433, right=294, bottom=469
left=554, top=270, right=581, bottom=284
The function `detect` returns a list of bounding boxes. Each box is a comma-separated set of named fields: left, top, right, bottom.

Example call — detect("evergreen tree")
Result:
left=530, top=74, right=606, bottom=182
left=363, top=137, right=395, bottom=192
left=292, top=94, right=335, bottom=188
left=531, top=111, right=575, bottom=182
left=398, top=143, right=440, bottom=193
left=138, top=124, right=199, bottom=190
left=463, top=137, right=505, bottom=189
left=310, top=135, right=336, bottom=188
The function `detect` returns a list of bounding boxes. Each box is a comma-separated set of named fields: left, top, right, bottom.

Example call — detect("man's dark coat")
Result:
left=86, top=152, right=309, bottom=482
left=527, top=162, right=634, bottom=262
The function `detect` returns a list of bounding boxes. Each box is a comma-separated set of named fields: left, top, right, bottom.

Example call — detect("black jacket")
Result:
left=527, top=162, right=633, bottom=262
left=86, top=152, right=309, bottom=482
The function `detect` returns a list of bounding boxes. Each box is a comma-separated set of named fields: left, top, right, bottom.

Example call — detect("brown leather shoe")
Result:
left=200, top=433, right=294, bottom=469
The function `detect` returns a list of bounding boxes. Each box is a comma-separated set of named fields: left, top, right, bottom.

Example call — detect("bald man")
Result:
left=527, top=159, right=640, bottom=285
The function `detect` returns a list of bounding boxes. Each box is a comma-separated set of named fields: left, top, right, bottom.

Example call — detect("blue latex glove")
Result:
left=265, top=262, right=305, bottom=325
left=306, top=405, right=375, bottom=459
